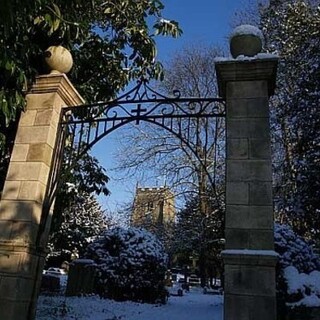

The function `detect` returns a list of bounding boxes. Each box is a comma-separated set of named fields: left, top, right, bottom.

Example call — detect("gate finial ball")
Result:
left=230, top=25, right=264, bottom=59
left=44, top=45, right=73, bottom=74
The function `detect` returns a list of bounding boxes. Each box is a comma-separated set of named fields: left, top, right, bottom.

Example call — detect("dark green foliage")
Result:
left=59, top=147, right=110, bottom=200
left=0, top=0, right=181, bottom=189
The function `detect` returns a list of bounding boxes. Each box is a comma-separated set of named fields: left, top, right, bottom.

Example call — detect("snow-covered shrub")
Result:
left=84, top=227, right=168, bottom=303
left=275, top=223, right=320, bottom=274
left=284, top=266, right=320, bottom=307
left=275, top=223, right=320, bottom=312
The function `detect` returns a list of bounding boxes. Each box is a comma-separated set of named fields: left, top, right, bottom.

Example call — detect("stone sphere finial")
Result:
left=44, top=45, right=73, bottom=74
left=230, top=25, right=264, bottom=58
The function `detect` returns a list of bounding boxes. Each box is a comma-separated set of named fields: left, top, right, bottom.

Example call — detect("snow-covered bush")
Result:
left=275, top=223, right=320, bottom=274
left=84, top=227, right=168, bottom=303
left=275, top=223, right=320, bottom=311
left=284, top=266, right=320, bottom=307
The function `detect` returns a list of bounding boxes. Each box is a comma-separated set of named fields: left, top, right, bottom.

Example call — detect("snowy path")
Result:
left=37, top=288, right=223, bottom=320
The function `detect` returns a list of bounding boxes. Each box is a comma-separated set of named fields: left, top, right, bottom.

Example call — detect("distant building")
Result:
left=131, top=186, right=175, bottom=233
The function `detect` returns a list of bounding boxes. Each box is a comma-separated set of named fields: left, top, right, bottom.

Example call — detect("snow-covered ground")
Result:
left=36, top=287, right=223, bottom=320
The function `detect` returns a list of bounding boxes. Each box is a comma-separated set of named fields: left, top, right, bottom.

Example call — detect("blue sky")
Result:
left=156, top=0, right=251, bottom=61
left=93, top=0, right=253, bottom=213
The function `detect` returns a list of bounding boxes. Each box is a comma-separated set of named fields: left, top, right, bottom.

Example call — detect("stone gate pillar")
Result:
left=215, top=31, right=279, bottom=320
left=0, top=68, right=84, bottom=318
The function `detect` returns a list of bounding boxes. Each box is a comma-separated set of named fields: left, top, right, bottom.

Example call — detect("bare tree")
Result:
left=113, top=43, right=226, bottom=284
left=114, top=44, right=225, bottom=206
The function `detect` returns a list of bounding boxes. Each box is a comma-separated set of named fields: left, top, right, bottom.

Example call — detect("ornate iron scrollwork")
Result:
left=60, top=79, right=225, bottom=157
left=38, top=79, right=225, bottom=248
left=45, top=79, right=225, bottom=218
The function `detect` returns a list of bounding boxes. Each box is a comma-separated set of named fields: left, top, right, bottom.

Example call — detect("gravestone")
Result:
left=66, top=259, right=96, bottom=296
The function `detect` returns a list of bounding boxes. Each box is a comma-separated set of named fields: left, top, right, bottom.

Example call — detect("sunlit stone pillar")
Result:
left=0, top=48, right=84, bottom=319
left=215, top=26, right=279, bottom=320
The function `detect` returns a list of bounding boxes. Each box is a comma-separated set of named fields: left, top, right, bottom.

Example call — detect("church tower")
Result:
left=131, top=186, right=175, bottom=232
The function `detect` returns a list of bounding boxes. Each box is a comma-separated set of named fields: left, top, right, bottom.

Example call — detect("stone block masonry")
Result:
left=0, top=74, right=84, bottom=320
left=215, top=57, right=278, bottom=320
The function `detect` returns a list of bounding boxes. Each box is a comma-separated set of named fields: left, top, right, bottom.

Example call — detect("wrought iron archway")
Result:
left=52, top=78, right=225, bottom=201
left=38, top=79, right=225, bottom=245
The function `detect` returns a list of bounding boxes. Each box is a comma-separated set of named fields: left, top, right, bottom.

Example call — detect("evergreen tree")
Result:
left=173, top=191, right=224, bottom=285
left=45, top=146, right=110, bottom=265
left=48, top=192, right=108, bottom=265
left=260, top=0, right=320, bottom=238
